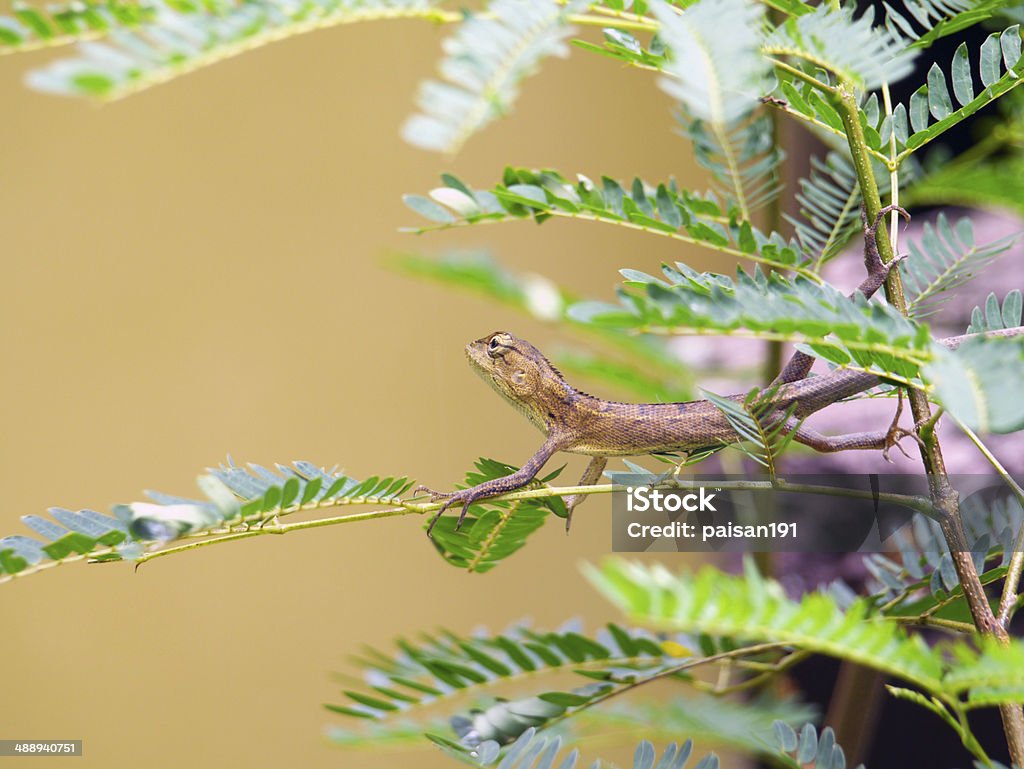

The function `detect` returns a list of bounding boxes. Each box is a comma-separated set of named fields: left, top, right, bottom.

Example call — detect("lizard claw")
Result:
left=880, top=390, right=925, bottom=462
left=425, top=495, right=458, bottom=537
left=882, top=427, right=917, bottom=462
left=423, top=488, right=482, bottom=537
left=412, top=483, right=457, bottom=501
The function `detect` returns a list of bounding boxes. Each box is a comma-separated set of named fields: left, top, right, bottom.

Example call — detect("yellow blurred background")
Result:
left=0, top=17, right=715, bottom=768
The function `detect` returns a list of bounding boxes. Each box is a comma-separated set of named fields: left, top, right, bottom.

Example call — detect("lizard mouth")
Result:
left=465, top=332, right=504, bottom=370
left=465, top=340, right=493, bottom=383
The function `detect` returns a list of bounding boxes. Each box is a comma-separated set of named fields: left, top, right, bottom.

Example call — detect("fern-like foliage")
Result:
left=946, top=639, right=1024, bottom=708
left=967, top=290, right=1024, bottom=335
left=0, top=0, right=160, bottom=53
left=680, top=111, right=784, bottom=220
left=879, top=25, right=1023, bottom=160
left=652, top=0, right=781, bottom=218
left=404, top=169, right=808, bottom=275
left=0, top=459, right=414, bottom=582
left=900, top=214, right=1020, bottom=317
left=924, top=333, right=1024, bottom=433
left=864, top=492, right=1022, bottom=613
left=402, top=0, right=579, bottom=154
left=433, top=720, right=856, bottom=769
left=702, top=387, right=799, bottom=475
left=586, top=558, right=945, bottom=691
left=568, top=264, right=932, bottom=380
left=771, top=722, right=850, bottom=769
left=432, top=729, right=719, bottom=769
left=881, top=0, right=1003, bottom=49
left=653, top=0, right=769, bottom=124
left=428, top=459, right=564, bottom=573
left=569, top=263, right=1024, bottom=431
left=26, top=0, right=439, bottom=99
left=327, top=691, right=815, bottom=754
left=918, top=291, right=1024, bottom=433
left=326, top=621, right=698, bottom=734
left=0, top=508, right=134, bottom=582
left=588, top=558, right=1024, bottom=709
left=763, top=5, right=917, bottom=90
left=787, top=152, right=865, bottom=268
left=135, top=459, right=414, bottom=539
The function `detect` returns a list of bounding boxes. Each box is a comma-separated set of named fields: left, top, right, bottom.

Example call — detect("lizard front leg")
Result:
left=417, top=437, right=564, bottom=536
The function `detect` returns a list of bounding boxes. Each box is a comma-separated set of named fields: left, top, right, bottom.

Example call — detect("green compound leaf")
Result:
left=328, top=621, right=694, bottom=738
left=586, top=559, right=944, bottom=690
left=402, top=0, right=580, bottom=154
left=428, top=458, right=564, bottom=573
left=0, top=0, right=161, bottom=54
left=568, top=264, right=933, bottom=384
left=882, top=26, right=1024, bottom=161
left=404, top=169, right=809, bottom=276
left=925, top=334, right=1024, bottom=433
left=653, top=0, right=771, bottom=124
left=432, top=729, right=719, bottom=769
left=763, top=5, right=917, bottom=90
left=0, top=459, right=415, bottom=583
left=26, top=0, right=440, bottom=99
left=901, top=214, right=1020, bottom=317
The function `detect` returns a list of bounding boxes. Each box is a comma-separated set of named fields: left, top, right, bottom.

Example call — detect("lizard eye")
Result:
left=487, top=334, right=507, bottom=357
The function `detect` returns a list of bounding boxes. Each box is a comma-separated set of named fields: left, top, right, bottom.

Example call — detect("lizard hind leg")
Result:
left=562, top=457, right=608, bottom=533
left=784, top=392, right=923, bottom=458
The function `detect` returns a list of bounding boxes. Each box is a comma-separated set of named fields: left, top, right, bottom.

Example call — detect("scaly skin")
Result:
left=416, top=207, right=1012, bottom=535
left=417, top=327, right=1020, bottom=535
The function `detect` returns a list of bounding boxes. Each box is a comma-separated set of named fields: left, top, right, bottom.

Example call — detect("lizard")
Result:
left=412, top=207, right=994, bottom=535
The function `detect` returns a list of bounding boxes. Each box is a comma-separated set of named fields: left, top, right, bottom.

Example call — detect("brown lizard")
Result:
left=416, top=330, right=915, bottom=535
left=413, top=208, right=1001, bottom=534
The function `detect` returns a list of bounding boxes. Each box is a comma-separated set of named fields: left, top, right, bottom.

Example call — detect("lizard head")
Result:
left=466, top=332, right=571, bottom=430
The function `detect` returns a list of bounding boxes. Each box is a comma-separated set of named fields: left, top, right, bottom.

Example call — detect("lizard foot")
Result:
left=882, top=427, right=920, bottom=462
left=881, top=390, right=926, bottom=462
left=861, top=204, right=911, bottom=294
left=412, top=484, right=464, bottom=537
left=419, top=487, right=486, bottom=537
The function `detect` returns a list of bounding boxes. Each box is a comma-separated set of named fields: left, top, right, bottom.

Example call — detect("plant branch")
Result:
left=887, top=615, right=979, bottom=634
left=411, top=209, right=825, bottom=280
left=766, top=57, right=838, bottom=93
left=571, top=8, right=657, bottom=31
left=535, top=642, right=793, bottom=734
left=129, top=477, right=934, bottom=566
left=948, top=412, right=1024, bottom=629
left=762, top=97, right=890, bottom=164
left=834, top=78, right=1024, bottom=766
